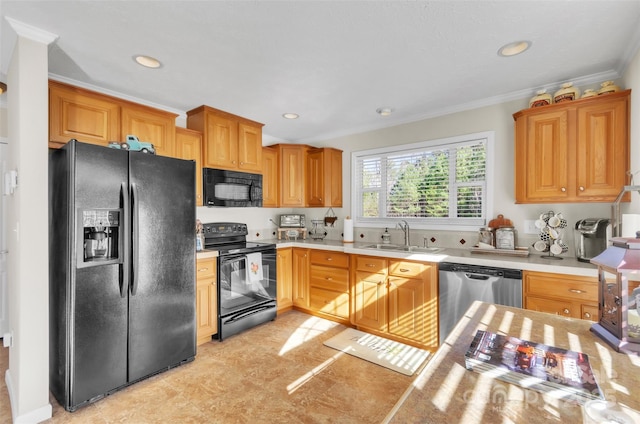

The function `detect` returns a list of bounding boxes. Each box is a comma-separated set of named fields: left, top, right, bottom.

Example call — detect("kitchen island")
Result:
left=383, top=301, right=640, bottom=423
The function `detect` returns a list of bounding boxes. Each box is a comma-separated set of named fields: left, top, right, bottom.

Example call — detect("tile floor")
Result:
left=1, top=311, right=419, bottom=423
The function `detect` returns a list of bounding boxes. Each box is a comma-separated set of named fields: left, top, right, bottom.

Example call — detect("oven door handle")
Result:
left=226, top=305, right=274, bottom=324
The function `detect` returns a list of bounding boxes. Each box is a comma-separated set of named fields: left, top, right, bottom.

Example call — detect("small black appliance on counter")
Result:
left=574, top=218, right=611, bottom=262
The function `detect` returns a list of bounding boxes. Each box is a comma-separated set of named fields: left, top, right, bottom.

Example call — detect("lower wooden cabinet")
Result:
left=352, top=255, right=438, bottom=350
left=308, top=250, right=350, bottom=322
left=292, top=248, right=310, bottom=308
left=196, top=257, right=217, bottom=345
left=276, top=248, right=293, bottom=312
left=523, top=270, right=598, bottom=321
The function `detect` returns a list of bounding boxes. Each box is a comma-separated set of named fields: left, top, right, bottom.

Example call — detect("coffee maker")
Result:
left=574, top=218, right=611, bottom=262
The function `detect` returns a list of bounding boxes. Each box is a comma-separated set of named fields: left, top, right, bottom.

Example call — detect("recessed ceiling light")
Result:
left=498, top=41, right=531, bottom=57
left=134, top=55, right=162, bottom=68
left=282, top=113, right=299, bottom=119
left=376, top=107, right=393, bottom=116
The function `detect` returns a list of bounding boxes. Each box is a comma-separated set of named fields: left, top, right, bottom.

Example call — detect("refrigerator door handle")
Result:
left=131, top=182, right=139, bottom=296
left=121, top=182, right=130, bottom=298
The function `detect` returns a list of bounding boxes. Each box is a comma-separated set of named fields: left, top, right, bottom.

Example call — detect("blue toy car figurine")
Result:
left=108, top=135, right=156, bottom=154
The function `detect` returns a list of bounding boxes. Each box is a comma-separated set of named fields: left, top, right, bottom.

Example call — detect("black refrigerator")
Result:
left=49, top=140, right=196, bottom=411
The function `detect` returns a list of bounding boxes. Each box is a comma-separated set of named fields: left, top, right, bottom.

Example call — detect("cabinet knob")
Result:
left=579, top=186, right=585, bottom=191
left=232, top=160, right=237, bottom=164
left=563, top=308, right=570, bottom=314
left=568, top=289, right=585, bottom=294
left=584, top=312, right=592, bottom=319
left=198, top=268, right=209, bottom=272
left=561, top=187, right=567, bottom=192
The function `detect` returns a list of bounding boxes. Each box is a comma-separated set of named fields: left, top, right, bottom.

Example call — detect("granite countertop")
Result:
left=269, top=238, right=598, bottom=277
left=383, top=301, right=640, bottom=424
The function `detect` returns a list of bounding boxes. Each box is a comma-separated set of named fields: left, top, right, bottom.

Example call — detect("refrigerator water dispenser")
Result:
left=81, top=209, right=120, bottom=263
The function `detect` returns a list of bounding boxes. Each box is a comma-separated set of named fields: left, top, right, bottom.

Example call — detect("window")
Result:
left=352, top=131, right=493, bottom=230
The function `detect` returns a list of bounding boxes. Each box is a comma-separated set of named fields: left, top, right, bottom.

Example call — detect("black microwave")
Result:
left=203, top=168, right=263, bottom=207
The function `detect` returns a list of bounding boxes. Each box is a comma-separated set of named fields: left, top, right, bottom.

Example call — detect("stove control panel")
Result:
left=202, top=222, right=248, bottom=238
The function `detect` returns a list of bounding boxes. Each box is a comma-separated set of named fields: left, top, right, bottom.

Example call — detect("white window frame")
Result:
left=351, top=131, right=494, bottom=231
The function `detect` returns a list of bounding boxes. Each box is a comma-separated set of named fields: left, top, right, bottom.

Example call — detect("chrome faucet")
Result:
left=397, top=220, right=410, bottom=246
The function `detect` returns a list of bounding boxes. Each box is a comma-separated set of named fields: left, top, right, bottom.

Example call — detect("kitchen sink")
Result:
left=361, top=244, right=444, bottom=254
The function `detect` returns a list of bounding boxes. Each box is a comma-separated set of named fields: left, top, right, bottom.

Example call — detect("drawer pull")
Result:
left=198, top=268, right=209, bottom=272
left=561, top=187, right=566, bottom=192
left=568, top=289, right=585, bottom=294
left=563, top=308, right=570, bottom=314
left=366, top=263, right=376, bottom=267
left=584, top=312, right=592, bottom=319
left=326, top=257, right=333, bottom=261
left=325, top=277, right=333, bottom=281
left=399, top=268, right=410, bottom=273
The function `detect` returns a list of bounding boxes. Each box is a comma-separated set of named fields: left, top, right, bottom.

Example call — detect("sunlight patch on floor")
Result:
left=286, top=350, right=345, bottom=394
left=279, top=315, right=339, bottom=356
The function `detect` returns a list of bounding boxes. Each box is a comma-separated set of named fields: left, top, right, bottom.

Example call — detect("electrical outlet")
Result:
left=524, top=219, right=539, bottom=234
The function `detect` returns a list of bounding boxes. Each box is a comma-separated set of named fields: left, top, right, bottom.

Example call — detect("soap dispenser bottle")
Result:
left=381, top=228, right=391, bottom=244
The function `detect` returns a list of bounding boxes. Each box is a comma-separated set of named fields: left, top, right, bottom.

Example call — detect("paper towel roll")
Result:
left=343, top=217, right=354, bottom=243
left=622, top=214, right=640, bottom=237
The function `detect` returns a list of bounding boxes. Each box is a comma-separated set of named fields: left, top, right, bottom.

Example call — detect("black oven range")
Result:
left=202, top=222, right=277, bottom=341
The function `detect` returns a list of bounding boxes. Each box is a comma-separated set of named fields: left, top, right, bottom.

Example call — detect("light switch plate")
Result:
left=524, top=219, right=538, bottom=234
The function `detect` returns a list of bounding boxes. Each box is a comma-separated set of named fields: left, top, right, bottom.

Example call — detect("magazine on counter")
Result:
left=465, top=330, right=604, bottom=403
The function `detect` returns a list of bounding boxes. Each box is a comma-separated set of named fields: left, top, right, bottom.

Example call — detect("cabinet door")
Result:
left=276, top=248, right=293, bottom=311
left=387, top=276, right=426, bottom=343
left=292, top=248, right=310, bottom=308
left=121, top=105, right=177, bottom=157
left=196, top=258, right=217, bottom=345
left=515, top=109, right=571, bottom=203
left=175, top=128, right=203, bottom=206
left=328, top=148, right=343, bottom=207
left=353, top=270, right=387, bottom=331
left=279, top=145, right=306, bottom=207
left=576, top=97, right=629, bottom=200
left=238, top=123, right=263, bottom=173
left=262, top=147, right=279, bottom=207
left=204, top=113, right=238, bottom=170
left=306, top=148, right=324, bottom=207
left=49, top=82, right=120, bottom=148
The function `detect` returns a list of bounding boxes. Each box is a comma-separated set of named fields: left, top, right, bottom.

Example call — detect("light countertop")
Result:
left=382, top=301, right=640, bottom=424
left=270, top=239, right=598, bottom=277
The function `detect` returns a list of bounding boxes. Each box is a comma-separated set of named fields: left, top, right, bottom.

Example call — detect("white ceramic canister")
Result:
left=598, top=80, right=621, bottom=95
left=581, top=89, right=597, bottom=99
left=554, top=82, right=581, bottom=103
left=529, top=90, right=552, bottom=108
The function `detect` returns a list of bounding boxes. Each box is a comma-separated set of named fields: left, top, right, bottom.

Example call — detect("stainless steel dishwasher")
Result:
left=438, top=262, right=522, bottom=344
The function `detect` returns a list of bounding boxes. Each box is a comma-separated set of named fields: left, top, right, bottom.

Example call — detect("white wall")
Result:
left=622, top=44, right=640, bottom=212
left=4, top=21, right=54, bottom=423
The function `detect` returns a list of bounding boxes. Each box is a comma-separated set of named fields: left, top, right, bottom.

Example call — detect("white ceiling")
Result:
left=2, top=1, right=640, bottom=144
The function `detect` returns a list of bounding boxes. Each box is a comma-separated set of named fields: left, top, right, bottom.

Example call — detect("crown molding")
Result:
left=4, top=17, right=58, bottom=45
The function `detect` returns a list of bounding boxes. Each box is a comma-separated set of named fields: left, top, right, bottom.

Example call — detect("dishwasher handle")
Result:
left=465, top=273, right=491, bottom=280
left=439, top=262, right=522, bottom=280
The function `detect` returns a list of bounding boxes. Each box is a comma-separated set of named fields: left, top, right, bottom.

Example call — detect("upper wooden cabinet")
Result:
left=186, top=105, right=263, bottom=173
left=49, top=81, right=120, bottom=149
left=121, top=105, right=176, bottom=157
left=273, top=144, right=307, bottom=207
left=262, top=146, right=279, bottom=208
left=49, top=80, right=177, bottom=153
left=175, top=127, right=203, bottom=207
left=513, top=89, right=630, bottom=203
left=306, top=147, right=343, bottom=207
left=264, top=144, right=343, bottom=208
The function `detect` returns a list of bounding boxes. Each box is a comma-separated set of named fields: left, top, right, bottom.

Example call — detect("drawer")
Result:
left=309, top=287, right=349, bottom=318
left=356, top=256, right=387, bottom=273
left=310, top=265, right=349, bottom=292
left=525, top=274, right=597, bottom=302
left=196, top=258, right=216, bottom=279
left=310, top=250, right=349, bottom=268
left=525, top=295, right=575, bottom=318
left=389, top=260, right=426, bottom=278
